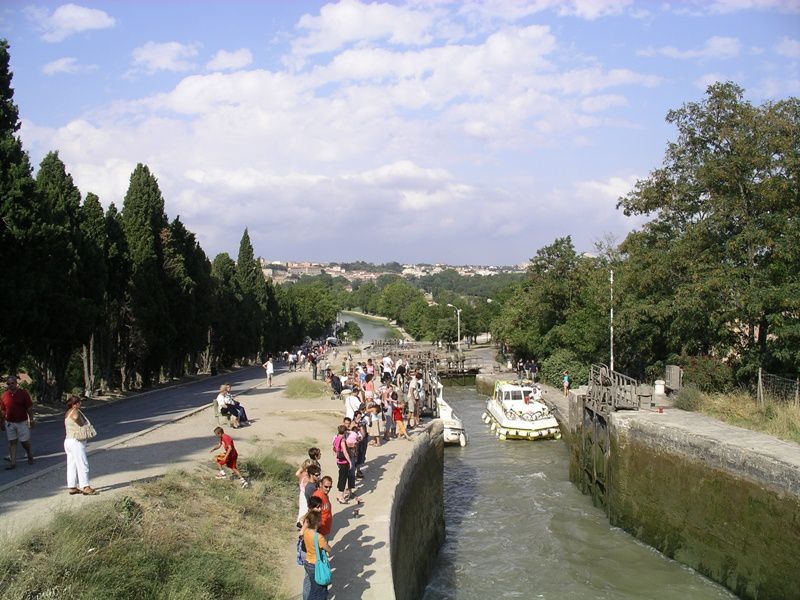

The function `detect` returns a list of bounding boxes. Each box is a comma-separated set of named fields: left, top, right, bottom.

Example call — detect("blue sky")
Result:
left=4, top=0, right=799, bottom=265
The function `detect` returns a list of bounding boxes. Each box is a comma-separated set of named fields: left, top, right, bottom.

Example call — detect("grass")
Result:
left=0, top=453, right=297, bottom=600
left=284, top=377, right=328, bottom=399
left=676, top=388, right=800, bottom=444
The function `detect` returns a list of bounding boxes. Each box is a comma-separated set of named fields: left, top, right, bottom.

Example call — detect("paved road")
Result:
left=0, top=366, right=269, bottom=489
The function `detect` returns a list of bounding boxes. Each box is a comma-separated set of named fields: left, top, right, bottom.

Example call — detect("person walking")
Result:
left=262, top=356, right=274, bottom=387
left=63, top=395, right=97, bottom=495
left=1, top=375, right=35, bottom=470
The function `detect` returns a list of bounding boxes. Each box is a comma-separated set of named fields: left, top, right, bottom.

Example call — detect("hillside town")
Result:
left=259, top=259, right=527, bottom=285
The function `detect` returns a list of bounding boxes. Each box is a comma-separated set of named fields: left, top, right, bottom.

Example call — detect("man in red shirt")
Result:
left=0, top=375, right=35, bottom=469
left=312, top=475, right=334, bottom=536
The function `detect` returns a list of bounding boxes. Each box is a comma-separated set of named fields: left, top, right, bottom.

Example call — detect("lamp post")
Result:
left=447, top=304, right=462, bottom=352
left=610, top=269, right=614, bottom=372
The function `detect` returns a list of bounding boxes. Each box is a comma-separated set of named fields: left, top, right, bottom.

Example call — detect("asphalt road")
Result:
left=0, top=366, right=268, bottom=490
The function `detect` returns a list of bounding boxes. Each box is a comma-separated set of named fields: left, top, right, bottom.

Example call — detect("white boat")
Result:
left=482, top=381, right=561, bottom=441
left=431, top=372, right=467, bottom=446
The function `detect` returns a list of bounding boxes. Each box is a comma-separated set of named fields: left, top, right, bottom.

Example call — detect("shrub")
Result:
left=540, top=349, right=589, bottom=389
left=678, top=355, right=734, bottom=393
left=674, top=384, right=705, bottom=411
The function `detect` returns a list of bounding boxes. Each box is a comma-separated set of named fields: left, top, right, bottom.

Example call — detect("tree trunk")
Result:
left=81, top=334, right=96, bottom=397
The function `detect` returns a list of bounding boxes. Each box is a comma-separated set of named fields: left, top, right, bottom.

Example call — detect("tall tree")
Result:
left=234, top=228, right=265, bottom=360
left=78, top=192, right=108, bottom=395
left=121, top=164, right=171, bottom=386
left=31, top=151, right=85, bottom=401
left=0, top=39, right=41, bottom=373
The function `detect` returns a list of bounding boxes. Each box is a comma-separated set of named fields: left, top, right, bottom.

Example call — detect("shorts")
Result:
left=5, top=421, right=30, bottom=443
left=216, top=453, right=238, bottom=469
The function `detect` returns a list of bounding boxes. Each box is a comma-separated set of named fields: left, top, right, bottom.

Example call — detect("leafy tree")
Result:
left=618, top=83, right=800, bottom=380
left=339, top=321, right=363, bottom=342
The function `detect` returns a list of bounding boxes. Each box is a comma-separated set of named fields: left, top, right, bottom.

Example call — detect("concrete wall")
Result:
left=390, top=420, right=445, bottom=600
left=572, top=400, right=800, bottom=600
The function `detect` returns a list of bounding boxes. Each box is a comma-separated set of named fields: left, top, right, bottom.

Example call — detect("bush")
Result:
left=678, top=355, right=734, bottom=393
left=540, top=349, right=589, bottom=389
left=674, top=384, right=705, bottom=411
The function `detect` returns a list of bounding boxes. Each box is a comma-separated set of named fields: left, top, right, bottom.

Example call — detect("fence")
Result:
left=757, top=368, right=800, bottom=407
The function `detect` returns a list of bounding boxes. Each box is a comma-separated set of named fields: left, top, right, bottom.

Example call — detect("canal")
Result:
left=342, top=312, right=735, bottom=599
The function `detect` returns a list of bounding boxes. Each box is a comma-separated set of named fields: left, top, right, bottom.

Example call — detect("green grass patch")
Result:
left=677, top=389, right=800, bottom=445
left=0, top=454, right=297, bottom=600
left=284, top=377, right=327, bottom=399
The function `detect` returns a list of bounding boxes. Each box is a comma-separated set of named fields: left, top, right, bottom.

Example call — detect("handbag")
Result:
left=313, top=532, right=331, bottom=586
left=296, top=536, right=304, bottom=566
left=75, top=410, right=97, bottom=441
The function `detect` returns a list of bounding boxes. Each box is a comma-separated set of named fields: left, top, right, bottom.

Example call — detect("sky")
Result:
left=3, top=0, right=799, bottom=265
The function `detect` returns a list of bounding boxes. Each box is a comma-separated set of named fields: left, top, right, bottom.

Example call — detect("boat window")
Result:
left=503, top=392, right=510, bottom=401
left=511, top=390, right=523, bottom=401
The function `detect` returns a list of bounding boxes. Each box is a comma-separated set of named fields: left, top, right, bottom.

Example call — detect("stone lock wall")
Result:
left=570, top=400, right=800, bottom=600
left=390, top=420, right=445, bottom=600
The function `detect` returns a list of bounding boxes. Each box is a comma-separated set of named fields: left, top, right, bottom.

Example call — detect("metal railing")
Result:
left=587, top=363, right=644, bottom=414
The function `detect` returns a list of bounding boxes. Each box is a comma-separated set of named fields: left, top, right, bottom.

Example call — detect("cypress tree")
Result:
left=121, top=164, right=171, bottom=386
left=32, top=151, right=84, bottom=401
left=0, top=39, right=41, bottom=373
left=78, top=192, right=107, bottom=395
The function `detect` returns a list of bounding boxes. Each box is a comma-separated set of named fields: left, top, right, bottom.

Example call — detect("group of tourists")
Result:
left=291, top=350, right=427, bottom=599
left=516, top=358, right=539, bottom=382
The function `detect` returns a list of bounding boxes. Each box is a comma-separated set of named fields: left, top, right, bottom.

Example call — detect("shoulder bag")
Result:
left=313, top=532, right=331, bottom=586
left=75, top=410, right=97, bottom=441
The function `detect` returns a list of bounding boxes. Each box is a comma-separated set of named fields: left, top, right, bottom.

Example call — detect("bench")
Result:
left=212, top=402, right=231, bottom=425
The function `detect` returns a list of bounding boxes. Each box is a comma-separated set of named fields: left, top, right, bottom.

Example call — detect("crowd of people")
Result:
left=291, top=349, right=427, bottom=599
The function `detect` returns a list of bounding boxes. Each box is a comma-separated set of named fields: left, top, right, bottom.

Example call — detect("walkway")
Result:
left=0, top=365, right=420, bottom=599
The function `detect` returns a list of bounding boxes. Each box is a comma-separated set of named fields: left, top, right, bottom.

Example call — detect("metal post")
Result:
left=610, top=269, right=614, bottom=373
left=456, top=308, right=461, bottom=352
left=758, top=367, right=763, bottom=407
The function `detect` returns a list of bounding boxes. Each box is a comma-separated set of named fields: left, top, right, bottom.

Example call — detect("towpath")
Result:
left=0, top=362, right=420, bottom=599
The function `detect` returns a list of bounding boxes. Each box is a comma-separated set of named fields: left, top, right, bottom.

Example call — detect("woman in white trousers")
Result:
left=64, top=395, right=97, bottom=495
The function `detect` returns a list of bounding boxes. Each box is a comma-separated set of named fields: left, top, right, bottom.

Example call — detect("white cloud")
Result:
left=454, top=0, right=633, bottom=22
left=557, top=0, right=634, bottom=19
left=131, top=41, right=200, bottom=74
left=703, top=0, right=800, bottom=14
left=574, top=175, right=640, bottom=203
left=640, top=36, right=740, bottom=60
left=19, top=5, right=669, bottom=263
left=290, top=0, right=437, bottom=60
left=207, top=48, right=254, bottom=71
left=28, top=3, right=115, bottom=43
left=42, top=56, right=97, bottom=75
left=694, top=72, right=729, bottom=90
left=775, top=36, right=800, bottom=59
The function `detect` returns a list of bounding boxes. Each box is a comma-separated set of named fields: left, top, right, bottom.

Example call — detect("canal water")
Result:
left=342, top=312, right=735, bottom=599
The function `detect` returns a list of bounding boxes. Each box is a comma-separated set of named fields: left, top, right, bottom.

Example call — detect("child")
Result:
left=393, top=394, right=411, bottom=440
left=210, top=427, right=249, bottom=488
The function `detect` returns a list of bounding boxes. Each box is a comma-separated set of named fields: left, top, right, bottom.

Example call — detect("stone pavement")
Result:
left=0, top=365, right=421, bottom=600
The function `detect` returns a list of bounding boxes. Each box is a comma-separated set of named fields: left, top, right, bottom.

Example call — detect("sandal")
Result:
left=81, top=486, right=98, bottom=495
left=67, top=487, right=81, bottom=495
left=337, top=498, right=349, bottom=505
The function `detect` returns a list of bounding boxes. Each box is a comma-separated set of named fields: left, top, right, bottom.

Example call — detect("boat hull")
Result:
left=482, top=398, right=561, bottom=441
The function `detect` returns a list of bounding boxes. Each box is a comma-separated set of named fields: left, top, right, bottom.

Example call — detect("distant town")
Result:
left=259, top=259, right=527, bottom=286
